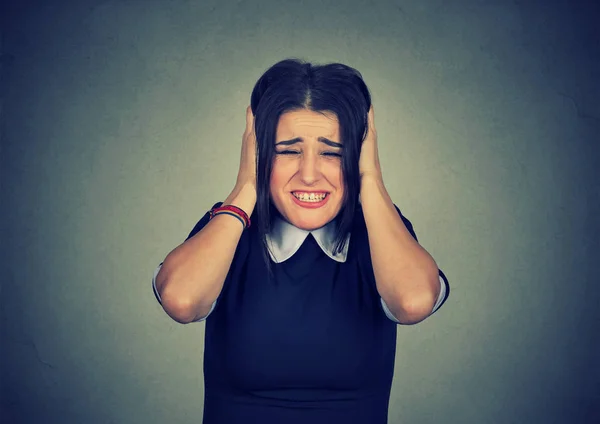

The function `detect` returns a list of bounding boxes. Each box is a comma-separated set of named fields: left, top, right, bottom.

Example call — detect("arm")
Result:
left=360, top=176, right=441, bottom=324
left=155, top=106, right=258, bottom=324
left=155, top=184, right=256, bottom=324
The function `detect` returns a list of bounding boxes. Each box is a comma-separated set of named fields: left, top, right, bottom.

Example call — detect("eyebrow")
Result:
left=275, top=137, right=343, bottom=148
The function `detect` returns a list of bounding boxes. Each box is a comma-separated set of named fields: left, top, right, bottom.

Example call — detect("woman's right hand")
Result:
left=157, top=106, right=258, bottom=323
left=235, top=105, right=258, bottom=192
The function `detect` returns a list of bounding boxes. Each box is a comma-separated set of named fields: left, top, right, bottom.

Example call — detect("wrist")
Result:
left=360, top=172, right=384, bottom=191
left=225, top=182, right=257, bottom=216
left=359, top=173, right=390, bottom=207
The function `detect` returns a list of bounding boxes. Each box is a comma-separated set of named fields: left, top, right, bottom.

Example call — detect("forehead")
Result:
left=276, top=109, right=340, bottom=141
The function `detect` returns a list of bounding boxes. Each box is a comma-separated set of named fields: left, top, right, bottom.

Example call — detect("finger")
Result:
left=368, top=105, right=374, bottom=125
left=245, top=105, right=254, bottom=132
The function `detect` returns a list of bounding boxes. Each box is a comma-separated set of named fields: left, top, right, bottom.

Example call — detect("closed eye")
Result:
left=275, top=150, right=341, bottom=157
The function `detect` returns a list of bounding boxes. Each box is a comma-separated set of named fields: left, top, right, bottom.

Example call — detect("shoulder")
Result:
left=184, top=201, right=254, bottom=266
left=185, top=201, right=223, bottom=241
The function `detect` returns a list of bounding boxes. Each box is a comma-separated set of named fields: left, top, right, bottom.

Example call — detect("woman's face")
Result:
left=270, top=108, right=344, bottom=231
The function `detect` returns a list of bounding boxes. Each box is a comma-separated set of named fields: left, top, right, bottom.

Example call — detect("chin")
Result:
left=289, top=217, right=330, bottom=231
left=283, top=205, right=341, bottom=231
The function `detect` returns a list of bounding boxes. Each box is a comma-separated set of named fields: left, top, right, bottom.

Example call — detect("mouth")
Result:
left=290, top=191, right=330, bottom=208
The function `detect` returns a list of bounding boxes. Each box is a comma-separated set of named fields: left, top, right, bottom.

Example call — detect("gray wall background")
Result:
left=2, top=0, right=598, bottom=423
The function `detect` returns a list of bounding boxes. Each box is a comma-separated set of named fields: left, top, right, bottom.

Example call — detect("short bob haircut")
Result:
left=250, top=58, right=372, bottom=273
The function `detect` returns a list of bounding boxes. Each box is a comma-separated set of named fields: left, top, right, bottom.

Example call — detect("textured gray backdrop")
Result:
left=2, top=0, right=599, bottom=423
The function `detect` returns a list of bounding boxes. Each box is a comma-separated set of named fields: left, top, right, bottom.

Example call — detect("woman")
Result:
left=152, top=59, right=449, bottom=424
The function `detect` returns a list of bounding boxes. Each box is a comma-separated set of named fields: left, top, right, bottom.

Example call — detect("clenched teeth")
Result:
left=292, top=192, right=328, bottom=202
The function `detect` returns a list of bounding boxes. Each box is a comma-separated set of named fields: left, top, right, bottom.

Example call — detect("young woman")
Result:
left=152, top=59, right=449, bottom=424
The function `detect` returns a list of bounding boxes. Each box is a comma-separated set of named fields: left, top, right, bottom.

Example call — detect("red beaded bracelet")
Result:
left=209, top=204, right=251, bottom=229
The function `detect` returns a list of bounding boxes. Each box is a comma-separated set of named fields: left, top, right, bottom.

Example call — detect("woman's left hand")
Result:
left=359, top=105, right=382, bottom=181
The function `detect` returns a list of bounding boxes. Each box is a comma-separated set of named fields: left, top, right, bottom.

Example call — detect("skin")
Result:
left=271, top=106, right=441, bottom=323
left=359, top=106, right=441, bottom=323
left=270, top=109, right=345, bottom=231
left=157, top=105, right=441, bottom=325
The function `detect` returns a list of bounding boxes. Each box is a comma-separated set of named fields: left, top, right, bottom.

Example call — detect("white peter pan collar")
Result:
left=263, top=213, right=447, bottom=321
left=265, top=215, right=351, bottom=263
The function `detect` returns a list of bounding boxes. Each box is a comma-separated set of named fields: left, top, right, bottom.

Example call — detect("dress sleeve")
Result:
left=378, top=205, right=450, bottom=323
left=151, top=202, right=223, bottom=322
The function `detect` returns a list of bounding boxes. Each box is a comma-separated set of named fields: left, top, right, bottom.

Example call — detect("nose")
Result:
left=298, top=152, right=320, bottom=185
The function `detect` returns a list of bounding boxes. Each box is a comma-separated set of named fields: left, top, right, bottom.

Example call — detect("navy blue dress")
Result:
left=175, top=203, right=449, bottom=424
